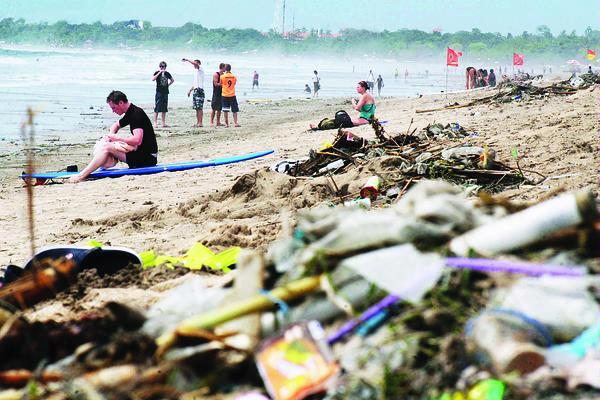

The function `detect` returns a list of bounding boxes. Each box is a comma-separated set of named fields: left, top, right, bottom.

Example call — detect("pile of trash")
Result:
left=492, top=72, right=598, bottom=103
left=271, top=122, right=524, bottom=196
left=0, top=179, right=598, bottom=399
left=418, top=73, right=598, bottom=115
left=569, top=72, right=600, bottom=88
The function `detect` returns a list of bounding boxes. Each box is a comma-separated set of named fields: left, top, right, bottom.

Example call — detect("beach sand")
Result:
left=0, top=85, right=596, bottom=316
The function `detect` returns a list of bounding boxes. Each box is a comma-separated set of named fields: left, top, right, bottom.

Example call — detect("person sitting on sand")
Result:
left=304, top=84, right=311, bottom=94
left=68, top=91, right=158, bottom=183
left=308, top=81, right=375, bottom=130
left=350, top=80, right=376, bottom=125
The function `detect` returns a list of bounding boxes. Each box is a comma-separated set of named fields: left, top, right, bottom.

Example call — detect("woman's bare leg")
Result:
left=352, top=118, right=369, bottom=126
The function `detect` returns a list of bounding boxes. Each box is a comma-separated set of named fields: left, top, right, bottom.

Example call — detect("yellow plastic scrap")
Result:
left=140, top=250, right=158, bottom=269
left=319, top=140, right=333, bottom=151
left=140, top=243, right=241, bottom=272
left=437, top=393, right=465, bottom=400
left=87, top=239, right=104, bottom=248
left=467, top=379, right=504, bottom=400
left=435, top=379, right=504, bottom=400
left=184, top=243, right=218, bottom=270
left=205, top=247, right=241, bottom=272
left=154, top=255, right=180, bottom=269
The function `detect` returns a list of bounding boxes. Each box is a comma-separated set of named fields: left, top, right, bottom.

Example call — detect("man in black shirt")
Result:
left=69, top=91, right=158, bottom=183
left=151, top=61, right=174, bottom=128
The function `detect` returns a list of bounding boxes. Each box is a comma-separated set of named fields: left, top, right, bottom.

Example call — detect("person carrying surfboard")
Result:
left=68, top=91, right=158, bottom=183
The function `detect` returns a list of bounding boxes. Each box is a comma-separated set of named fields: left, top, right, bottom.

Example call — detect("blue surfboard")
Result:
left=23, top=150, right=274, bottom=181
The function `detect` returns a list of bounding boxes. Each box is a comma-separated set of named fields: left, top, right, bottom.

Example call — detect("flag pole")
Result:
left=445, top=64, right=449, bottom=101
left=445, top=47, right=449, bottom=102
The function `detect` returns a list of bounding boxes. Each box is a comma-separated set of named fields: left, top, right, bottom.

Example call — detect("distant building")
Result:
left=280, top=31, right=342, bottom=40
left=120, top=20, right=144, bottom=30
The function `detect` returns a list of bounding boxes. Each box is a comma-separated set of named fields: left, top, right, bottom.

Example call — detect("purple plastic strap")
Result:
left=327, top=294, right=399, bottom=345
left=445, top=257, right=587, bottom=277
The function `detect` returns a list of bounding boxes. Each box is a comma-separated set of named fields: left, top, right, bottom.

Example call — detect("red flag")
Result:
left=587, top=49, right=596, bottom=60
left=513, top=53, right=524, bottom=66
left=447, top=47, right=462, bottom=67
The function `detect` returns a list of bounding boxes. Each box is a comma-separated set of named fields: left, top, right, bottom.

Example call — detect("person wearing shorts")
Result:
left=210, top=63, right=225, bottom=126
left=151, top=61, right=174, bottom=128
left=312, top=70, right=320, bottom=97
left=183, top=57, right=205, bottom=127
left=220, top=64, right=240, bottom=127
left=68, top=91, right=158, bottom=183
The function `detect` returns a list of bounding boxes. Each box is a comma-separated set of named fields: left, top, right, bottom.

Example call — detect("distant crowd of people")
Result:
left=465, top=67, right=497, bottom=89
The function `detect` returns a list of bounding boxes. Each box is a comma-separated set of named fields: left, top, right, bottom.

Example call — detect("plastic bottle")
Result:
left=359, top=176, right=381, bottom=200
left=450, top=190, right=597, bottom=256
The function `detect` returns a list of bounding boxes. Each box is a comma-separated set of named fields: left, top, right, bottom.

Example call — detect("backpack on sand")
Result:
left=314, top=110, right=354, bottom=131
left=334, top=110, right=354, bottom=128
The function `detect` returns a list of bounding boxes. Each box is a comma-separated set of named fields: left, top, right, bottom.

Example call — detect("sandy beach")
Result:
left=0, top=83, right=596, bottom=271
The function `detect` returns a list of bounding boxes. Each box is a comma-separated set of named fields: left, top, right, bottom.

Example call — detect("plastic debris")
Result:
left=140, top=243, right=241, bottom=272
left=450, top=190, right=597, bottom=256
left=256, top=321, right=339, bottom=400
left=340, top=244, right=444, bottom=303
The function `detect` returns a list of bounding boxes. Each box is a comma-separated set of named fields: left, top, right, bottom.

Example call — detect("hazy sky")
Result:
left=2, top=0, right=596, bottom=34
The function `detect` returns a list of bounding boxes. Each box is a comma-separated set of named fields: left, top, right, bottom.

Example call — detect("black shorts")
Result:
left=154, top=91, right=168, bottom=113
left=211, top=89, right=222, bottom=111
left=221, top=96, right=239, bottom=113
left=126, top=151, right=158, bottom=168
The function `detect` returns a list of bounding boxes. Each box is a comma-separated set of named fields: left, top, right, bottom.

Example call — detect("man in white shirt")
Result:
left=366, top=69, right=375, bottom=92
left=183, top=58, right=205, bottom=127
left=312, top=70, right=320, bottom=98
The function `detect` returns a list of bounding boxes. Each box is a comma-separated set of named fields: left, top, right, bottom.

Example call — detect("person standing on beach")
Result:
left=376, top=74, right=384, bottom=96
left=151, top=61, right=174, bottom=128
left=210, top=63, right=226, bottom=126
left=488, top=69, right=497, bottom=87
left=220, top=64, right=240, bottom=127
left=395, top=68, right=399, bottom=79
left=404, top=68, right=409, bottom=80
left=68, top=91, right=158, bottom=183
left=182, top=58, right=205, bottom=127
left=312, top=70, right=320, bottom=97
left=465, top=67, right=476, bottom=89
left=366, top=70, right=375, bottom=92
left=252, top=70, right=259, bottom=90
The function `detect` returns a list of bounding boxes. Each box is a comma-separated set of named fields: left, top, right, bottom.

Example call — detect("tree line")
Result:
left=0, top=18, right=594, bottom=60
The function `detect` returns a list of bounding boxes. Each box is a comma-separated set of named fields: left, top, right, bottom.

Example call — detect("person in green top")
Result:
left=351, top=80, right=376, bottom=126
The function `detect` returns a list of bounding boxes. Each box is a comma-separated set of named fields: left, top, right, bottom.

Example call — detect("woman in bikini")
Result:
left=351, top=80, right=376, bottom=126
left=308, top=81, right=376, bottom=130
